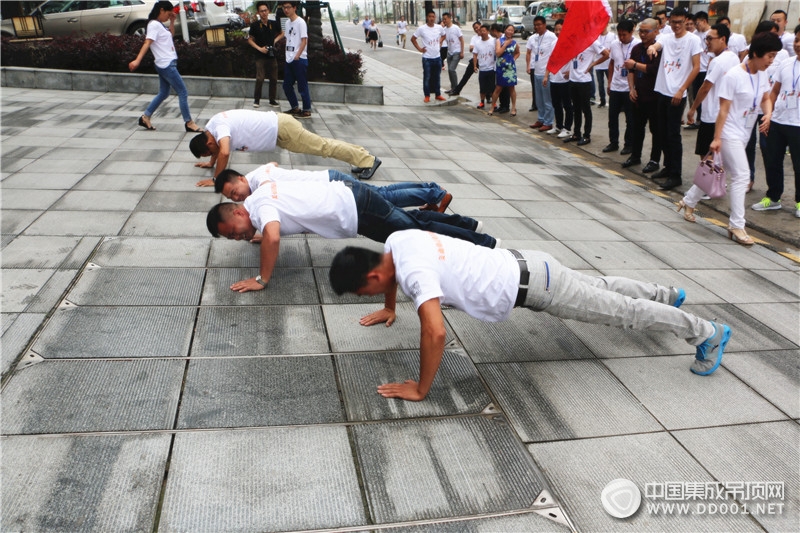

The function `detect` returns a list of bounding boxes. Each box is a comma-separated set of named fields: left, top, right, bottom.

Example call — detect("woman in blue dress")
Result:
left=489, top=24, right=520, bottom=116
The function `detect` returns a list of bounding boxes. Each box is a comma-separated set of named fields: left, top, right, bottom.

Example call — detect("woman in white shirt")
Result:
left=129, top=1, right=201, bottom=132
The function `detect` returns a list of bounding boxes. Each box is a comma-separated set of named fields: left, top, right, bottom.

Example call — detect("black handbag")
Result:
left=378, top=39, right=383, bottom=48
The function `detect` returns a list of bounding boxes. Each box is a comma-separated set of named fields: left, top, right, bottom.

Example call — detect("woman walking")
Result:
left=129, top=1, right=201, bottom=132
left=489, top=24, right=519, bottom=116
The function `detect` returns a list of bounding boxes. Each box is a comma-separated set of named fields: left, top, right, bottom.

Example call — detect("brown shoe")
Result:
left=538, top=124, right=553, bottom=132
left=434, top=192, right=452, bottom=213
left=529, top=121, right=544, bottom=129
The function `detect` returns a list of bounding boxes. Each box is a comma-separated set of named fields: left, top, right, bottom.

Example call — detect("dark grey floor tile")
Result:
left=564, top=241, right=671, bottom=270
left=52, top=190, right=143, bottom=211
left=353, top=416, right=547, bottom=523
left=1, top=209, right=41, bottom=234
left=24, top=269, right=78, bottom=312
left=307, top=236, right=384, bottom=267
left=480, top=360, right=661, bottom=442
left=33, top=306, right=194, bottom=358
left=445, top=307, right=595, bottom=363
left=1, top=434, right=170, bottom=532
left=136, top=191, right=219, bottom=212
left=324, top=302, right=455, bottom=353
left=1, top=188, right=66, bottom=210
left=479, top=217, right=554, bottom=240
left=66, top=267, right=204, bottom=306
left=529, top=433, right=757, bottom=532
left=681, top=303, right=798, bottom=353
left=91, top=237, right=210, bottom=267
left=637, top=241, right=742, bottom=270
left=202, top=267, right=319, bottom=305
left=337, top=350, right=492, bottom=421
left=680, top=269, right=798, bottom=304
left=736, top=303, right=799, bottom=346
left=603, top=356, right=788, bottom=430
left=208, top=237, right=311, bottom=267
left=2, top=359, right=184, bottom=434
left=315, top=267, right=410, bottom=305
left=600, top=220, right=691, bottom=243
left=1, top=313, right=46, bottom=375
left=178, top=356, right=343, bottom=428
left=561, top=317, right=693, bottom=358
left=192, top=305, right=329, bottom=356
left=120, top=212, right=208, bottom=237
left=723, top=350, right=800, bottom=418
left=1, top=268, right=54, bottom=312
left=672, top=421, right=800, bottom=532
left=160, top=427, right=367, bottom=531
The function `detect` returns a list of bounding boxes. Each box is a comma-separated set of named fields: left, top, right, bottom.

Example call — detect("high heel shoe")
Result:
left=184, top=121, right=203, bottom=133
left=677, top=200, right=696, bottom=223
left=138, top=116, right=155, bottom=130
left=727, top=226, right=754, bottom=246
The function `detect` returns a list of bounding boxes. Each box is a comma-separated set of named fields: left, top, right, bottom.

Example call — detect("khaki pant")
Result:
left=276, top=114, right=374, bottom=168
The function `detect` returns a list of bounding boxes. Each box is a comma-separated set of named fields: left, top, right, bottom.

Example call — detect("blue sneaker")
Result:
left=669, top=287, right=686, bottom=308
left=691, top=323, right=731, bottom=376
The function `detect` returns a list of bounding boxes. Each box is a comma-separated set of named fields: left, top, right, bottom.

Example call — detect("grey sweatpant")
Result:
left=518, top=251, right=714, bottom=345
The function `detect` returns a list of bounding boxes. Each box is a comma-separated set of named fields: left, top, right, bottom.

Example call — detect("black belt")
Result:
left=509, top=249, right=529, bottom=307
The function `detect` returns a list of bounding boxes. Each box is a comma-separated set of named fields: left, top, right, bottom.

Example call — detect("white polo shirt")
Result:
left=245, top=164, right=329, bottom=192
left=206, top=110, right=279, bottom=153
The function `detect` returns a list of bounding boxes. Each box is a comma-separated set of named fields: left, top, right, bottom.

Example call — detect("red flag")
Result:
left=547, top=0, right=611, bottom=74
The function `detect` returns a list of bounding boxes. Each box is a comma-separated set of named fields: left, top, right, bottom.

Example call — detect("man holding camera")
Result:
left=248, top=1, right=283, bottom=108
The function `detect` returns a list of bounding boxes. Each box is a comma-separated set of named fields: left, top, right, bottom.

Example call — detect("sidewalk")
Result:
left=1, top=41, right=798, bottom=532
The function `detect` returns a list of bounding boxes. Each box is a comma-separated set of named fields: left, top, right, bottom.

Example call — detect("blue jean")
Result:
left=534, top=74, right=554, bottom=125
left=422, top=57, right=442, bottom=97
left=595, top=69, right=607, bottom=105
left=145, top=60, right=191, bottom=122
left=344, top=180, right=495, bottom=247
left=327, top=170, right=446, bottom=208
left=283, top=58, right=311, bottom=111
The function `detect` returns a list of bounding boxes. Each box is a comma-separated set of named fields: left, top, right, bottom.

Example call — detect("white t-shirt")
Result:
left=445, top=24, right=463, bottom=54
left=206, top=110, right=279, bottom=153
left=700, top=50, right=740, bottom=123
left=146, top=20, right=177, bottom=68
left=245, top=163, right=329, bottom=192
left=771, top=58, right=800, bottom=126
left=244, top=180, right=358, bottom=238
left=727, top=33, right=747, bottom=56
left=284, top=16, right=308, bottom=62
left=717, top=64, right=769, bottom=141
left=469, top=34, right=481, bottom=52
left=385, top=230, right=518, bottom=322
left=474, top=37, right=497, bottom=71
left=654, top=32, right=703, bottom=97
left=526, top=30, right=558, bottom=76
left=781, top=32, right=796, bottom=57
left=660, top=24, right=673, bottom=36
left=594, top=32, right=614, bottom=70
left=569, top=39, right=605, bottom=83
left=694, top=29, right=710, bottom=71
left=609, top=37, right=641, bottom=92
left=397, top=21, right=407, bottom=34
left=414, top=24, right=445, bottom=59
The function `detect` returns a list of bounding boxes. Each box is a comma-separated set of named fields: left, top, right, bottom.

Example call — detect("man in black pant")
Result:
left=248, top=2, right=283, bottom=108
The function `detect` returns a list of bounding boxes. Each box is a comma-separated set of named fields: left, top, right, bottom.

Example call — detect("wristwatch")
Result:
left=255, top=275, right=267, bottom=286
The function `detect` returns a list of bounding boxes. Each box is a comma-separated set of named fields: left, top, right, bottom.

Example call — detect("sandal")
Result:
left=510, top=110, right=517, bottom=117
left=677, top=200, right=696, bottom=223
left=138, top=115, right=155, bottom=130
left=184, top=121, right=203, bottom=133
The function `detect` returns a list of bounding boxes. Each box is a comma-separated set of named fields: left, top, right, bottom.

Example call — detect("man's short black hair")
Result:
left=256, top=1, right=269, bottom=10
left=749, top=31, right=783, bottom=58
left=214, top=168, right=244, bottom=193
left=670, top=7, right=688, bottom=19
left=695, top=11, right=709, bottom=22
left=710, top=23, right=730, bottom=42
left=772, top=9, right=788, bottom=19
left=206, top=203, right=227, bottom=237
left=753, top=20, right=778, bottom=36
left=717, top=16, right=731, bottom=25
left=795, top=24, right=800, bottom=35
left=442, top=12, right=450, bottom=18
left=329, top=246, right=382, bottom=295
left=533, top=15, right=546, bottom=25
left=189, top=131, right=209, bottom=158
left=490, top=23, right=503, bottom=33
left=617, top=19, right=635, bottom=33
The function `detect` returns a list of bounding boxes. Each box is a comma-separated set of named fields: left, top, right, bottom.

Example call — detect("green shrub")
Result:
left=1, top=32, right=364, bottom=84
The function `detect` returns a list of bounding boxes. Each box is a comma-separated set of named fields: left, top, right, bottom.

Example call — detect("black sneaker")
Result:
left=359, top=157, right=382, bottom=180
left=269, top=100, right=280, bottom=107
left=577, top=136, right=591, bottom=146
left=284, top=107, right=301, bottom=116
left=602, top=143, right=619, bottom=153
left=642, top=161, right=659, bottom=173
left=659, top=178, right=682, bottom=190
left=620, top=146, right=632, bottom=155
left=621, top=157, right=641, bottom=168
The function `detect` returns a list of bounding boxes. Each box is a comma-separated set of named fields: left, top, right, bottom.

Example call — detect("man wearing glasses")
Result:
left=278, top=2, right=311, bottom=118
left=647, top=7, right=702, bottom=191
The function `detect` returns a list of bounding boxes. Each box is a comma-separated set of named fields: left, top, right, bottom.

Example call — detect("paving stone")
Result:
left=679, top=269, right=798, bottom=304
left=91, top=237, right=210, bottom=267
left=61, top=236, right=102, bottom=269
left=602, top=221, right=709, bottom=244
left=91, top=160, right=165, bottom=175
left=24, top=269, right=77, bottom=313
left=136, top=191, right=219, bottom=212
left=75, top=173, right=157, bottom=191
left=0, top=235, right=81, bottom=268
left=336, top=350, right=492, bottom=421
left=1, top=189, right=66, bottom=210
left=722, top=350, right=800, bottom=418
left=202, top=267, right=319, bottom=306
left=389, top=512, right=568, bottom=532
left=478, top=217, right=554, bottom=240
left=193, top=306, right=329, bottom=356
left=208, top=237, right=311, bottom=268
left=1, top=209, right=41, bottom=234
left=487, top=184, right=560, bottom=201
left=560, top=315, right=693, bottom=358
left=52, top=190, right=144, bottom=211
left=2, top=359, right=184, bottom=434
left=324, top=302, right=455, bottom=353
left=706, top=242, right=796, bottom=270
left=479, top=360, right=661, bottom=442
left=307, top=236, right=382, bottom=266
left=562, top=241, right=672, bottom=270
left=672, top=422, right=800, bottom=532
left=314, top=266, right=410, bottom=305
left=120, top=211, right=209, bottom=237
left=1, top=268, right=54, bottom=312
left=529, top=432, right=757, bottom=532
left=160, top=427, right=367, bottom=531
left=572, top=200, right=655, bottom=221
left=66, top=267, right=204, bottom=306
left=736, top=302, right=799, bottom=345
left=23, top=210, right=130, bottom=236
left=2, top=172, right=85, bottom=190
left=1, top=313, right=46, bottom=375
left=353, top=416, right=546, bottom=523
left=603, top=356, right=788, bottom=430
left=1, top=434, right=170, bottom=532
left=752, top=269, right=800, bottom=295
left=509, top=201, right=592, bottom=221
left=445, top=198, right=525, bottom=218
left=33, top=306, right=195, bottom=359
left=445, top=307, right=594, bottom=363
left=178, top=356, right=344, bottom=428
left=603, top=269, right=726, bottom=304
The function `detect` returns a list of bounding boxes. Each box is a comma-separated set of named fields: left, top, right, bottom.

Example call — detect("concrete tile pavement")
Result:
left=1, top=45, right=799, bottom=532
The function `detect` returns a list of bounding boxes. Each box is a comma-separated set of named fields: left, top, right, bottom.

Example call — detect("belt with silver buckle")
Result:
left=509, top=249, right=529, bottom=307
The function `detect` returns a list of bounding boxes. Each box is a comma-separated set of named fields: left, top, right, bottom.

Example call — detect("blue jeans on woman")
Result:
left=283, top=58, right=311, bottom=111
left=343, top=179, right=496, bottom=247
left=327, top=170, right=446, bottom=208
left=145, top=60, right=191, bottom=122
